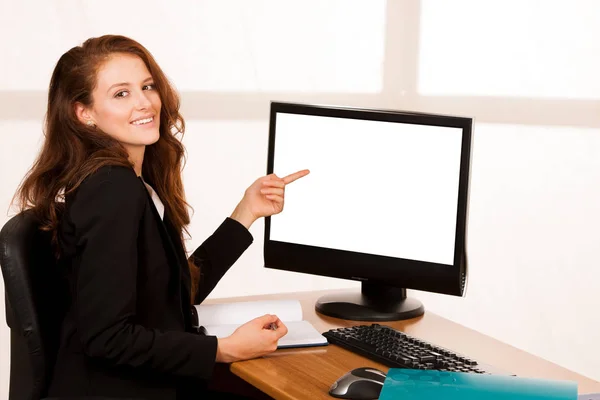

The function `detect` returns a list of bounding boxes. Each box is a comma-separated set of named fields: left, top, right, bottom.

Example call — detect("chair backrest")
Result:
left=0, top=210, right=68, bottom=400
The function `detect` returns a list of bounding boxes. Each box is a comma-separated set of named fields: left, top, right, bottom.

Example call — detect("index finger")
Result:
left=282, top=169, right=310, bottom=185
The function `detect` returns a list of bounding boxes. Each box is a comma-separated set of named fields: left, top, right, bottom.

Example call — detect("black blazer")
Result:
left=47, top=166, right=253, bottom=399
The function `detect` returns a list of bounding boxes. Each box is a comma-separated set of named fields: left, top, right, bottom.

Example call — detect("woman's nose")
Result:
left=135, top=91, right=152, bottom=109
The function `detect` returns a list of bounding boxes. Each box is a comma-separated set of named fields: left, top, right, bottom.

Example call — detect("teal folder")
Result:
left=379, top=369, right=578, bottom=400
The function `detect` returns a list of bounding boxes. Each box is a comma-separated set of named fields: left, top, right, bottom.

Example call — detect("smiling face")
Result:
left=76, top=52, right=162, bottom=158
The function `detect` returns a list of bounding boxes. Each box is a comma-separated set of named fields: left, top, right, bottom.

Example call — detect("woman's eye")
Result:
left=143, top=84, right=156, bottom=90
left=115, top=90, right=129, bottom=98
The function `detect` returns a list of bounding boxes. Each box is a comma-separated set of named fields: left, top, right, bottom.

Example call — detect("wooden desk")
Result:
left=206, top=289, right=600, bottom=399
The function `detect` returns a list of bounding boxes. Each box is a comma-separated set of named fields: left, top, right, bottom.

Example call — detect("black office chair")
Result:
left=0, top=210, right=68, bottom=400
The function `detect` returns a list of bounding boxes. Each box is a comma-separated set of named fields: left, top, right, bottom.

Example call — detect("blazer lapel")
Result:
left=162, top=214, right=192, bottom=300
left=138, top=178, right=191, bottom=302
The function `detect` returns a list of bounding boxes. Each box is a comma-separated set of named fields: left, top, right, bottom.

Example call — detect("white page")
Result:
left=203, top=321, right=327, bottom=349
left=193, top=299, right=303, bottom=326
left=276, top=320, right=328, bottom=348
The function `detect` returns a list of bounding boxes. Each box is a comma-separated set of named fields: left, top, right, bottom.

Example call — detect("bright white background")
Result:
left=1, top=0, right=599, bottom=398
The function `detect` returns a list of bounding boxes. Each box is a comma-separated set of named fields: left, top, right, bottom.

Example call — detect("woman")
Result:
left=14, top=34, right=309, bottom=399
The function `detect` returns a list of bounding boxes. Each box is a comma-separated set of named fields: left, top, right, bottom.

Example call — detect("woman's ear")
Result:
left=74, top=102, right=95, bottom=127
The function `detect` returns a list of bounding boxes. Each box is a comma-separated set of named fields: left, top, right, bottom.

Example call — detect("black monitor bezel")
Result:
left=264, top=101, right=472, bottom=296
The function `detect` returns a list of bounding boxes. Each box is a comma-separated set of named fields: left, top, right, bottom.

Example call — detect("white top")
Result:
left=141, top=178, right=165, bottom=220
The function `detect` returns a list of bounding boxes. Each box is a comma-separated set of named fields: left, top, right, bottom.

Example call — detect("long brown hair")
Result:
left=14, top=35, right=200, bottom=301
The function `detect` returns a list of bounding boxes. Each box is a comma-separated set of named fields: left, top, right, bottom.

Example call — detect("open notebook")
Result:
left=193, top=299, right=328, bottom=349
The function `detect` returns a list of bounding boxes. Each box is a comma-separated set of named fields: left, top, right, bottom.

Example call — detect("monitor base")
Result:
left=315, top=283, right=424, bottom=321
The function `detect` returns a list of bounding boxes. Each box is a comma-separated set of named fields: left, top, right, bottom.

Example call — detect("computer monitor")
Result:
left=264, top=102, right=472, bottom=321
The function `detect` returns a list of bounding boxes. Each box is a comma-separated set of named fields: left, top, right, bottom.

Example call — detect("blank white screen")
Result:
left=270, top=112, right=463, bottom=266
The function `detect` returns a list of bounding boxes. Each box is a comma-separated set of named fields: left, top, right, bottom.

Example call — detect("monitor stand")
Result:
left=315, top=282, right=424, bottom=321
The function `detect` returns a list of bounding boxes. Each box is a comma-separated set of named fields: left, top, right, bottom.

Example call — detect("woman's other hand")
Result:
left=215, top=314, right=288, bottom=363
left=230, top=169, right=310, bottom=229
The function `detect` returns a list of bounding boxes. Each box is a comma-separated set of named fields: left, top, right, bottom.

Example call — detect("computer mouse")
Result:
left=329, top=367, right=386, bottom=399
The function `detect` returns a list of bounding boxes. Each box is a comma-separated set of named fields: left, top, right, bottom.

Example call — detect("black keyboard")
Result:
left=323, top=324, right=504, bottom=375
